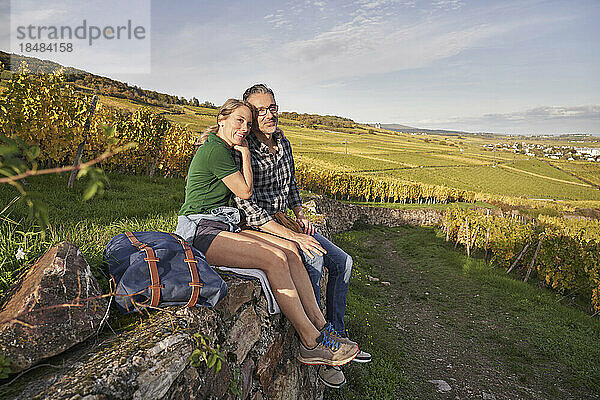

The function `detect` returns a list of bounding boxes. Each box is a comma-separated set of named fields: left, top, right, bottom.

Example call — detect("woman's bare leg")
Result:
left=204, top=231, right=321, bottom=348
left=238, top=230, right=327, bottom=330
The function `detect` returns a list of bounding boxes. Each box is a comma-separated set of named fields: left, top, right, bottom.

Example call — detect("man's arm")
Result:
left=283, top=137, right=316, bottom=235
left=258, top=219, right=325, bottom=259
left=232, top=194, right=325, bottom=258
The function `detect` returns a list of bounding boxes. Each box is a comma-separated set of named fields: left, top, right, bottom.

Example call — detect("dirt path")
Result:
left=351, top=226, right=600, bottom=400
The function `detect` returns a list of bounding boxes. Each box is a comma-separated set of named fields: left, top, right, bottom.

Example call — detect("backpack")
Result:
left=103, top=231, right=228, bottom=313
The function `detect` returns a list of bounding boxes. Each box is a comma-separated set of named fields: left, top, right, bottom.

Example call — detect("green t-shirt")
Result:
left=179, top=133, right=239, bottom=216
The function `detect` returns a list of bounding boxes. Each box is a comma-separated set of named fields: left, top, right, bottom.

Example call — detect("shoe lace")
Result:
left=319, top=330, right=340, bottom=352
left=324, top=322, right=344, bottom=340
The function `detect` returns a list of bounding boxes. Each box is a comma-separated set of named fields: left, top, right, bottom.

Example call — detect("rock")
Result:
left=133, top=334, right=192, bottom=400
left=203, top=359, right=233, bottom=400
left=303, top=200, right=318, bottom=214
left=381, top=281, right=391, bottom=286
left=164, top=366, right=201, bottom=400
left=3, top=240, right=327, bottom=400
left=266, top=360, right=299, bottom=400
left=8, top=306, right=219, bottom=400
left=482, top=392, right=496, bottom=400
left=428, top=379, right=452, bottom=393
left=256, top=333, right=284, bottom=390
left=216, top=280, right=255, bottom=319
left=366, top=274, right=379, bottom=282
left=227, top=306, right=261, bottom=363
left=240, top=357, right=255, bottom=400
left=252, top=392, right=263, bottom=400
left=0, top=242, right=108, bottom=373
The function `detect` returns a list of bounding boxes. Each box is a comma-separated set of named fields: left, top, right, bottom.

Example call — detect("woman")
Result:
left=176, top=99, right=358, bottom=366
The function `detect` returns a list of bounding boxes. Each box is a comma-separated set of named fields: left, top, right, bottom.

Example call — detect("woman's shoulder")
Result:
left=198, top=135, right=230, bottom=155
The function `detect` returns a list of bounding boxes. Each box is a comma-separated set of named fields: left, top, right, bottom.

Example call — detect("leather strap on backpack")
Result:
left=125, top=232, right=162, bottom=307
left=170, top=234, right=204, bottom=307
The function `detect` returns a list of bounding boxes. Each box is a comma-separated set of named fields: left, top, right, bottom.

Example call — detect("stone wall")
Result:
left=307, top=195, right=444, bottom=234
left=2, top=273, right=323, bottom=400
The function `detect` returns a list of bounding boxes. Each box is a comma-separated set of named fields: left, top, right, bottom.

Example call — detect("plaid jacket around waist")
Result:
left=232, top=130, right=302, bottom=227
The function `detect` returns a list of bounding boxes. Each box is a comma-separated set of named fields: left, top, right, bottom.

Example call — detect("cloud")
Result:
left=264, top=11, right=289, bottom=27
left=281, top=15, right=499, bottom=79
left=483, top=105, right=600, bottom=121
left=432, top=0, right=464, bottom=11
left=416, top=105, right=600, bottom=134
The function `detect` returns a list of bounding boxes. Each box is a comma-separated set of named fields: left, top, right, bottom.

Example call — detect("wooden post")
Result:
left=454, top=221, right=465, bottom=249
left=149, top=134, right=165, bottom=177
left=465, top=217, right=470, bottom=257
left=68, top=95, right=98, bottom=188
left=470, top=226, right=480, bottom=249
left=506, top=242, right=530, bottom=274
left=524, top=240, right=542, bottom=282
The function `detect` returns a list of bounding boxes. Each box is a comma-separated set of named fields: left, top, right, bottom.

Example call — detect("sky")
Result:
left=1, top=0, right=599, bottom=135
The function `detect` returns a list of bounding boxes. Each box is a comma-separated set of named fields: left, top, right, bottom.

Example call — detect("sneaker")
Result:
left=322, top=323, right=372, bottom=363
left=321, top=322, right=357, bottom=347
left=298, top=332, right=359, bottom=366
left=318, top=365, right=346, bottom=389
left=352, top=350, right=372, bottom=363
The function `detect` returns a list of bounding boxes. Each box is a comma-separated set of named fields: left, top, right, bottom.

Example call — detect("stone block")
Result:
left=256, top=332, right=283, bottom=390
left=266, top=360, right=299, bottom=400
left=203, top=359, right=233, bottom=400
left=241, top=357, right=255, bottom=400
left=0, top=242, right=108, bottom=373
left=216, top=279, right=256, bottom=319
left=226, top=306, right=261, bottom=363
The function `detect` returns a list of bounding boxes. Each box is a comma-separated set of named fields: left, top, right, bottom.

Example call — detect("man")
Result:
left=232, top=84, right=371, bottom=388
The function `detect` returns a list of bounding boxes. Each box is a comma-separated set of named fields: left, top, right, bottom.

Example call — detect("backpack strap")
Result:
left=125, top=232, right=162, bottom=307
left=170, top=234, right=203, bottom=307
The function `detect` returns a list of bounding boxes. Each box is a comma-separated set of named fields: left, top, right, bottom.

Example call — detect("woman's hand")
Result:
left=290, top=231, right=326, bottom=259
left=233, top=138, right=249, bottom=154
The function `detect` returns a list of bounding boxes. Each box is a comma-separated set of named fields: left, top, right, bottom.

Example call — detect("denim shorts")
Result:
left=193, top=219, right=231, bottom=254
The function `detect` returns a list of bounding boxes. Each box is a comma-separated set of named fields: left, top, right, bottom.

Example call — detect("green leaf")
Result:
left=83, top=183, right=98, bottom=201
left=207, top=354, right=216, bottom=368
left=77, top=166, right=89, bottom=179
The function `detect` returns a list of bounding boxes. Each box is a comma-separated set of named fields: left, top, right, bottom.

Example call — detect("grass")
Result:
left=0, top=173, right=185, bottom=299
left=328, top=224, right=600, bottom=398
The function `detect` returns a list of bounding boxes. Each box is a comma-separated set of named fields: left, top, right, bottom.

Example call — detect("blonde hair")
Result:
left=197, top=98, right=255, bottom=144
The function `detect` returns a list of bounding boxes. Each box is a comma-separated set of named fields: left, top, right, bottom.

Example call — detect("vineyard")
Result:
left=0, top=65, right=197, bottom=177
left=2, top=65, right=600, bottom=313
left=443, top=207, right=600, bottom=313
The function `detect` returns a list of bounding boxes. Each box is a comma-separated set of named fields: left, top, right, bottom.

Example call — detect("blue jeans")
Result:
left=300, top=232, right=353, bottom=334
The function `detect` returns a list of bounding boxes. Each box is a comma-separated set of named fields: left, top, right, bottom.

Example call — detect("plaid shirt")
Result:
left=232, top=129, right=302, bottom=228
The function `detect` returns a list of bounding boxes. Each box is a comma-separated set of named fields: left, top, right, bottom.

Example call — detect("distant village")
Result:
left=483, top=142, right=600, bottom=162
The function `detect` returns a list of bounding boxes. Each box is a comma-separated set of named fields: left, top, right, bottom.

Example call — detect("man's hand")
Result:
left=296, top=216, right=316, bottom=236
left=290, top=231, right=326, bottom=259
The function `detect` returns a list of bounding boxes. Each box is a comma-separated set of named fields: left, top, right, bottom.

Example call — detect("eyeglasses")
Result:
left=256, top=104, right=278, bottom=117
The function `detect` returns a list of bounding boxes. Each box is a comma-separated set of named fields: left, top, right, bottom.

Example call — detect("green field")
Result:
left=550, top=160, right=600, bottom=187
